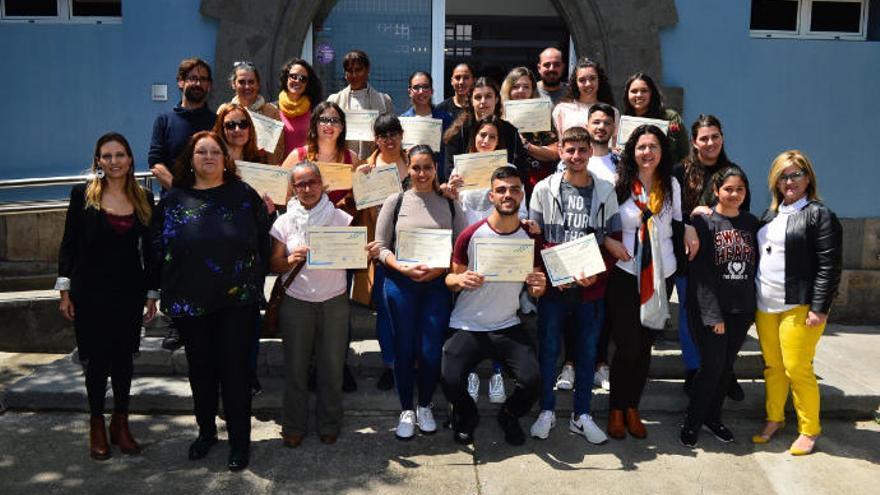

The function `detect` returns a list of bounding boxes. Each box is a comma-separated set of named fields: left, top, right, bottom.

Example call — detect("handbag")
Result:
left=262, top=263, right=303, bottom=338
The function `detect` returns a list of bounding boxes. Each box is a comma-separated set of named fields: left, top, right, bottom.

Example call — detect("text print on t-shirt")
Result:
left=561, top=182, right=593, bottom=242
left=714, top=229, right=755, bottom=280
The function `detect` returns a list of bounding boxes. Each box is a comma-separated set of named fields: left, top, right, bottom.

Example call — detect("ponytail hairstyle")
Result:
left=86, top=132, right=152, bottom=225
left=444, top=77, right=502, bottom=144
left=407, top=144, right=442, bottom=193
left=682, top=114, right=732, bottom=215
left=712, top=164, right=750, bottom=200
left=622, top=72, right=663, bottom=118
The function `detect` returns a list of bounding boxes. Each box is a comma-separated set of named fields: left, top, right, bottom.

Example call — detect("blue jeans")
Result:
left=538, top=293, right=603, bottom=416
left=384, top=271, right=451, bottom=410
left=373, top=264, right=395, bottom=367
left=675, top=275, right=700, bottom=372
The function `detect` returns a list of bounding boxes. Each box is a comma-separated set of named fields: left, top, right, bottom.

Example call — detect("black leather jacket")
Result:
left=759, top=200, right=842, bottom=314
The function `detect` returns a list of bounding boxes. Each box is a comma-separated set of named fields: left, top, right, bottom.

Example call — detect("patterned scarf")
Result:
left=632, top=179, right=669, bottom=329
left=277, top=91, right=311, bottom=118
left=231, top=94, right=267, bottom=112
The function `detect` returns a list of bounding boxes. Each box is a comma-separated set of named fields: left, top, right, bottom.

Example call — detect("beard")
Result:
left=184, top=86, right=207, bottom=103
left=494, top=202, right=520, bottom=216
left=541, top=73, right=562, bottom=86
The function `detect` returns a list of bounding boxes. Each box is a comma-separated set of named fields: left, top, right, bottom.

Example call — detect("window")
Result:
left=1, top=0, right=121, bottom=23
left=750, top=0, right=869, bottom=39
left=445, top=23, right=473, bottom=57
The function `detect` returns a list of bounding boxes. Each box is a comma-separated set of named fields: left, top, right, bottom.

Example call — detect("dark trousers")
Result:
left=176, top=304, right=255, bottom=450
left=441, top=325, right=540, bottom=433
left=685, top=313, right=752, bottom=427
left=84, top=354, right=133, bottom=416
left=606, top=267, right=674, bottom=410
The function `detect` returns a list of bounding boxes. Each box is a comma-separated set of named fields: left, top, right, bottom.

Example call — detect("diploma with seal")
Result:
left=540, top=233, right=606, bottom=287
left=395, top=228, right=453, bottom=268
left=400, top=116, right=443, bottom=152
left=306, top=226, right=368, bottom=269
left=616, top=115, right=669, bottom=146
left=235, top=160, right=292, bottom=205
left=452, top=150, right=508, bottom=191
left=246, top=109, right=284, bottom=152
left=503, top=98, right=552, bottom=133
left=473, top=237, right=535, bottom=282
left=352, top=164, right=403, bottom=210
left=316, top=162, right=353, bottom=191
left=345, top=109, right=380, bottom=141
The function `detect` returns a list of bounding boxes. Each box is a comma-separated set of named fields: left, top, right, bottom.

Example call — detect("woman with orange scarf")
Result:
left=277, top=58, right=323, bottom=155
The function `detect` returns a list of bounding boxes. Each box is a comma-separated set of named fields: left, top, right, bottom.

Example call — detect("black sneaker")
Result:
left=680, top=426, right=699, bottom=448
left=377, top=367, right=394, bottom=391
left=727, top=376, right=745, bottom=402
left=227, top=447, right=249, bottom=472
left=497, top=409, right=525, bottom=446
left=188, top=434, right=218, bottom=460
left=161, top=327, right=183, bottom=351
left=704, top=421, right=735, bottom=443
left=343, top=364, right=358, bottom=393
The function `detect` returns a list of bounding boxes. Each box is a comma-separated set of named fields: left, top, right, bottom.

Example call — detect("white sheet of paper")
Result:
left=474, top=237, right=535, bottom=282
left=395, top=228, right=453, bottom=268
left=246, top=109, right=284, bottom=152
left=400, top=116, right=443, bottom=152
left=235, top=160, right=292, bottom=205
left=345, top=109, right=380, bottom=141
left=616, top=116, right=669, bottom=147
left=452, top=150, right=508, bottom=191
left=503, top=98, right=552, bottom=133
left=316, top=162, right=353, bottom=191
left=352, top=164, right=403, bottom=210
left=540, top=233, right=606, bottom=287
left=307, top=226, right=368, bottom=270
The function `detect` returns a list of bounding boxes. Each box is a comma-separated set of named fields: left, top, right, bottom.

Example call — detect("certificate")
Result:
left=540, top=233, right=606, bottom=287
left=452, top=150, right=508, bottom=191
left=345, top=109, right=380, bottom=141
left=352, top=164, right=402, bottom=210
left=616, top=115, right=669, bottom=146
left=395, top=228, right=453, bottom=268
left=246, top=109, right=284, bottom=152
left=503, top=98, right=552, bottom=133
left=474, top=237, right=535, bottom=282
left=316, top=162, right=353, bottom=191
left=235, top=160, right=292, bottom=205
left=306, top=226, right=368, bottom=270
left=400, top=116, right=443, bottom=152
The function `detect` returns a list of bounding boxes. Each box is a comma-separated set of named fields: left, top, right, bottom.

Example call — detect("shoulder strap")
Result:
left=388, top=192, right=405, bottom=251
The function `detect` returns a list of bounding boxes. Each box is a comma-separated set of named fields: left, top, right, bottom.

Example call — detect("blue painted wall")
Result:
left=0, top=0, right=217, bottom=185
left=661, top=0, right=880, bottom=218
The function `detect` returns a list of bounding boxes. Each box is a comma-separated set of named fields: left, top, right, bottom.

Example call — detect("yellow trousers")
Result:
left=755, top=305, right=825, bottom=436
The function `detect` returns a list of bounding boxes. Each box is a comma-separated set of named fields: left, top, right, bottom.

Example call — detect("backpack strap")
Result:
left=388, top=192, right=405, bottom=254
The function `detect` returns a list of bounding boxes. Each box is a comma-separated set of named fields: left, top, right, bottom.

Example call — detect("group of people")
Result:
left=56, top=47, right=842, bottom=472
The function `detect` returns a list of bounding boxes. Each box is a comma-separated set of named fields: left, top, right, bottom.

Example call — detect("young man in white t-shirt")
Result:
left=441, top=167, right=547, bottom=446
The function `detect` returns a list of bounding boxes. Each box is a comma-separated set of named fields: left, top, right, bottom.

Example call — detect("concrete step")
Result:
left=3, top=354, right=876, bottom=419
left=129, top=334, right=766, bottom=380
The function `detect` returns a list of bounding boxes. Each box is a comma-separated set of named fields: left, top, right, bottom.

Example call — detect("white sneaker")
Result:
left=488, top=373, right=507, bottom=404
left=417, top=405, right=437, bottom=434
left=467, top=372, right=480, bottom=401
left=396, top=410, right=416, bottom=440
left=570, top=413, right=608, bottom=445
left=530, top=410, right=556, bottom=439
left=555, top=364, right=575, bottom=391
left=593, top=365, right=611, bottom=391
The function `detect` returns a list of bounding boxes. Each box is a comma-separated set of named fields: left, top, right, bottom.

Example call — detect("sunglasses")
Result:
left=778, top=170, right=807, bottom=182
left=224, top=120, right=250, bottom=131
left=287, top=73, right=308, bottom=83
left=234, top=60, right=256, bottom=70
left=318, top=116, right=343, bottom=126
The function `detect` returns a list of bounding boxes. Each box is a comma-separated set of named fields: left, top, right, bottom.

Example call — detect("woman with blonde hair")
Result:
left=751, top=150, right=842, bottom=456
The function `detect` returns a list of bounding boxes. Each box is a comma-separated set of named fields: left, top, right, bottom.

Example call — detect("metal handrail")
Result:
left=0, top=172, right=156, bottom=214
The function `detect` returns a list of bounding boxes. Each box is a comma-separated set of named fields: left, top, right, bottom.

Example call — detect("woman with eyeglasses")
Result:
left=751, top=150, right=841, bottom=456
left=552, top=58, right=618, bottom=135
left=217, top=61, right=284, bottom=164
left=152, top=131, right=271, bottom=471
left=401, top=71, right=453, bottom=168
left=56, top=132, right=157, bottom=461
left=277, top=58, right=323, bottom=155
left=213, top=104, right=270, bottom=164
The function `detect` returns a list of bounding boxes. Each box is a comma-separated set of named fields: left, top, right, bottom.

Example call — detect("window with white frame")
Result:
left=750, top=0, right=869, bottom=40
left=1, top=0, right=121, bottom=23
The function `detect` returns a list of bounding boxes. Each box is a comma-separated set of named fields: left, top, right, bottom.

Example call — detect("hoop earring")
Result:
left=95, top=167, right=105, bottom=179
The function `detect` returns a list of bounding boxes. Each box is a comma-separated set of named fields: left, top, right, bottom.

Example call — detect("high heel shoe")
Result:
left=751, top=421, right=784, bottom=444
left=789, top=434, right=818, bottom=456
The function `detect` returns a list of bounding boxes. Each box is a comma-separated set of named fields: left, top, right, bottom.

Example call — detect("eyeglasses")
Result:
left=318, top=116, right=343, bottom=126
left=376, top=131, right=402, bottom=140
left=287, top=73, right=308, bottom=83
left=778, top=170, right=807, bottom=183
left=234, top=60, right=256, bottom=70
left=410, top=84, right=432, bottom=92
left=184, top=75, right=211, bottom=84
left=293, top=179, right=321, bottom=190
left=223, top=120, right=250, bottom=131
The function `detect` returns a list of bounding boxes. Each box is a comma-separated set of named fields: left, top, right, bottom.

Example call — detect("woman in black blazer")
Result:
left=56, top=132, right=158, bottom=460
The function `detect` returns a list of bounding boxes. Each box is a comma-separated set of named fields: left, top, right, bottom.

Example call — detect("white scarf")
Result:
left=284, top=193, right=336, bottom=246
left=231, top=94, right=267, bottom=112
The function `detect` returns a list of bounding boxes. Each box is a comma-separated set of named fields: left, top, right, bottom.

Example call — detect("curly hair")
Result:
left=622, top=72, right=663, bottom=118
left=562, top=57, right=615, bottom=107
left=278, top=58, right=323, bottom=104
left=615, top=124, right=673, bottom=205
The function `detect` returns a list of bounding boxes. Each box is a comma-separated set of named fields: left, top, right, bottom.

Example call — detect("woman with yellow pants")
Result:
left=752, top=150, right=842, bottom=455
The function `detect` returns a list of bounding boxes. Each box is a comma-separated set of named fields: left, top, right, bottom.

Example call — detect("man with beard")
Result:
left=148, top=57, right=216, bottom=190
left=441, top=166, right=546, bottom=446
left=536, top=47, right=567, bottom=106
left=148, top=57, right=216, bottom=351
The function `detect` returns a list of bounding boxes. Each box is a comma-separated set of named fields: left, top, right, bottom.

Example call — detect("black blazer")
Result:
left=759, top=200, right=842, bottom=314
